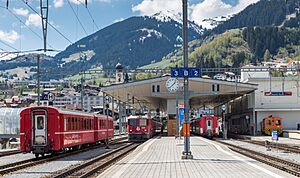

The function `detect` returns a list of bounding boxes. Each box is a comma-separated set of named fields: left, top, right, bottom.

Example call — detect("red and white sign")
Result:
left=264, top=92, right=292, bottom=96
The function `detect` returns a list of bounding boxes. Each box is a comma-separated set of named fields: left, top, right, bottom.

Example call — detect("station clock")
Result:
left=166, top=78, right=180, bottom=92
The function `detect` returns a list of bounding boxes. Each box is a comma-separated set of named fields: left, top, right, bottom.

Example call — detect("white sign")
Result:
left=222, top=105, right=226, bottom=111
left=48, top=93, right=55, bottom=102
left=105, top=96, right=112, bottom=104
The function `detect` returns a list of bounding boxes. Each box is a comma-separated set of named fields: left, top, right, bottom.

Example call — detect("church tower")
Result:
left=115, top=63, right=124, bottom=84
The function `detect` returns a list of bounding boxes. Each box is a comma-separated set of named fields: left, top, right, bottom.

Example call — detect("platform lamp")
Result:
left=222, top=105, right=227, bottom=139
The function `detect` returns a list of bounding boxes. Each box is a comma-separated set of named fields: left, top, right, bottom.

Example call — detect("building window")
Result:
left=152, top=85, right=155, bottom=92
left=157, top=85, right=160, bottom=92
left=212, top=84, right=220, bottom=92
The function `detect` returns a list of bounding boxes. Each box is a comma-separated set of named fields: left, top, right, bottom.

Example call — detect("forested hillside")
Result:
left=190, top=30, right=253, bottom=68
left=243, top=27, right=300, bottom=59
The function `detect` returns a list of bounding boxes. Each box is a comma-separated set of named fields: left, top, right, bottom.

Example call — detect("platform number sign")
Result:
left=272, top=130, right=278, bottom=141
left=171, top=68, right=201, bottom=78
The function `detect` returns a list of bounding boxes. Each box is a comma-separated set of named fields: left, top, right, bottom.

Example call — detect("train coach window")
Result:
left=128, top=119, right=137, bottom=126
left=68, top=118, right=71, bottom=130
left=77, top=118, right=80, bottom=130
left=72, top=118, right=75, bottom=130
left=83, top=119, right=87, bottom=130
left=140, top=119, right=147, bottom=126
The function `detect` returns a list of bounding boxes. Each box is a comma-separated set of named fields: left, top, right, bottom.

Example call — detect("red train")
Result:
left=127, top=115, right=162, bottom=142
left=191, top=115, right=219, bottom=138
left=20, top=106, right=114, bottom=157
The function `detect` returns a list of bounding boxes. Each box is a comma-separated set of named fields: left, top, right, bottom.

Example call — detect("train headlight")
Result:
left=130, top=129, right=132, bottom=132
left=144, top=129, right=147, bottom=132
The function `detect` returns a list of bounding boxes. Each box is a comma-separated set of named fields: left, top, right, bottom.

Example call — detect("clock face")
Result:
left=166, top=78, right=180, bottom=92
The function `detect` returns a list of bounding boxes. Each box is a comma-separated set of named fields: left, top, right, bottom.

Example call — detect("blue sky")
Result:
left=0, top=0, right=258, bottom=59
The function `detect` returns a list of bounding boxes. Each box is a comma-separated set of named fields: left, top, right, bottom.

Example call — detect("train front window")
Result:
left=266, top=120, right=272, bottom=126
left=207, top=120, right=211, bottom=127
left=128, top=119, right=137, bottom=126
left=275, top=120, right=281, bottom=126
left=37, top=116, right=44, bottom=130
left=140, top=119, right=147, bottom=126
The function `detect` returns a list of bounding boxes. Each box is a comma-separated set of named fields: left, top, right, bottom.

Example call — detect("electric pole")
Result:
left=182, top=0, right=193, bottom=159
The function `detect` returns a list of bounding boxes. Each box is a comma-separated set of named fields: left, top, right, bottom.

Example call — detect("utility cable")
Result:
left=66, top=0, right=88, bottom=36
left=76, top=0, right=100, bottom=30
left=22, top=0, right=73, bottom=44
left=0, top=6, right=56, bottom=50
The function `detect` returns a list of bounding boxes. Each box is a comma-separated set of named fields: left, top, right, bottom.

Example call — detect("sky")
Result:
left=0, top=0, right=259, bottom=59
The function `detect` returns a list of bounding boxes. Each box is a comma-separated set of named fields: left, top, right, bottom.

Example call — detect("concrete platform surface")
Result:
left=99, top=137, right=296, bottom=178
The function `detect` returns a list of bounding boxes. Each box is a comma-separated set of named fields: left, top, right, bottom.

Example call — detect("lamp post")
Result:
left=37, top=54, right=40, bottom=106
left=105, top=103, right=110, bottom=149
left=222, top=105, right=227, bottom=139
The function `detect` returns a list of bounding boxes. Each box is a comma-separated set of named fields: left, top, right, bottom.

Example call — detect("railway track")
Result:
left=217, top=140, right=300, bottom=177
left=51, top=143, right=139, bottom=178
left=241, top=140, right=300, bottom=154
left=0, top=136, right=128, bottom=176
left=0, top=150, right=21, bottom=157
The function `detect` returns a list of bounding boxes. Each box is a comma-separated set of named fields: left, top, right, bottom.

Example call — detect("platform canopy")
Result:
left=101, top=76, right=257, bottom=111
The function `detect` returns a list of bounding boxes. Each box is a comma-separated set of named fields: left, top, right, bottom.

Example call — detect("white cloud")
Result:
left=25, top=14, right=41, bottom=28
left=13, top=8, right=29, bottom=17
left=69, top=0, right=92, bottom=5
left=132, top=0, right=182, bottom=16
left=53, top=0, right=64, bottom=8
left=191, top=0, right=259, bottom=24
left=0, top=30, right=20, bottom=44
left=133, top=0, right=260, bottom=25
left=96, top=0, right=112, bottom=2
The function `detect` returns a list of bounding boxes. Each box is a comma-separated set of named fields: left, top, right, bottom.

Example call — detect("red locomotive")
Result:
left=20, top=106, right=114, bottom=157
left=191, top=115, right=219, bottom=138
left=127, top=115, right=162, bottom=142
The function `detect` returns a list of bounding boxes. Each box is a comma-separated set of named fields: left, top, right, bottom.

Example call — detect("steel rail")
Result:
left=0, top=150, right=21, bottom=158
left=0, top=136, right=127, bottom=175
left=217, top=140, right=300, bottom=177
left=51, top=143, right=139, bottom=178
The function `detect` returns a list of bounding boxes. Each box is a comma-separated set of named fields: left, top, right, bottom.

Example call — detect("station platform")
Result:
left=99, top=137, right=296, bottom=178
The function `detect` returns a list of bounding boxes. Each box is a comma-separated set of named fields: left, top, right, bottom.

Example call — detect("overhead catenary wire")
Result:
left=66, top=0, right=88, bottom=36
left=76, top=0, right=100, bottom=30
left=0, top=39, right=19, bottom=52
left=21, top=0, right=73, bottom=44
left=0, top=6, right=56, bottom=50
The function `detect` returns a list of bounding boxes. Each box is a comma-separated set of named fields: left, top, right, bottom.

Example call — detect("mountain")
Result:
left=199, top=15, right=232, bottom=30
left=51, top=12, right=203, bottom=76
left=0, top=54, right=54, bottom=71
left=211, top=0, right=300, bottom=35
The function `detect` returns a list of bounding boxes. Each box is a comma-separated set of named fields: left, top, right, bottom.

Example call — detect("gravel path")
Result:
left=220, top=139, right=300, bottom=164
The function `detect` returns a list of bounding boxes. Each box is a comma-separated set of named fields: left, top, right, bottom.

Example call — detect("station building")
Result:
left=214, top=67, right=300, bottom=137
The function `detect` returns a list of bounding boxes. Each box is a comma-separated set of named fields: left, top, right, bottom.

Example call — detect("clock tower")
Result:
left=115, top=63, right=124, bottom=84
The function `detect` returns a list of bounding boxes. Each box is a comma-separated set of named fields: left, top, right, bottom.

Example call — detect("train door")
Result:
left=33, top=113, right=47, bottom=146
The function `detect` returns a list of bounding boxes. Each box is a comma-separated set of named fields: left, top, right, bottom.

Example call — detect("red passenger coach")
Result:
left=191, top=116, right=219, bottom=138
left=20, top=106, right=113, bottom=157
left=127, top=116, right=162, bottom=142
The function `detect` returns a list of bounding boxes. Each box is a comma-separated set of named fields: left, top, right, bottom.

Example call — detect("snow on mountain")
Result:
left=199, top=15, right=233, bottom=30
left=150, top=11, right=204, bottom=34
